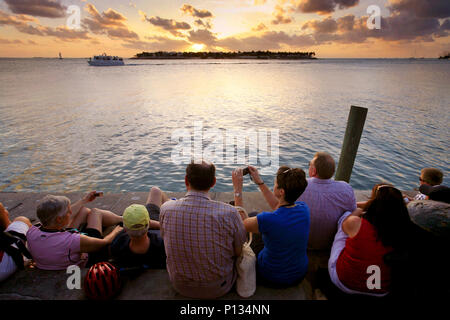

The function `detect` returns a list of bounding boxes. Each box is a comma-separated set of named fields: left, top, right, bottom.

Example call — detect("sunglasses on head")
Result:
left=376, top=184, right=394, bottom=193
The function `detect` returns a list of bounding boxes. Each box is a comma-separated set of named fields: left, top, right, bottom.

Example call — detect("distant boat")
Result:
left=59, top=52, right=63, bottom=59
left=88, top=53, right=124, bottom=66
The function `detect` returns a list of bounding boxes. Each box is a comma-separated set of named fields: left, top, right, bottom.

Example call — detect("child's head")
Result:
left=420, top=168, right=443, bottom=186
left=123, top=204, right=149, bottom=238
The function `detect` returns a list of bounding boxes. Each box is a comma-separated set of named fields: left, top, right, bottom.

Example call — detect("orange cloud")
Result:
left=143, top=14, right=191, bottom=36
left=83, top=4, right=139, bottom=40
left=252, top=23, right=268, bottom=32
left=180, top=4, right=213, bottom=18
left=271, top=5, right=293, bottom=25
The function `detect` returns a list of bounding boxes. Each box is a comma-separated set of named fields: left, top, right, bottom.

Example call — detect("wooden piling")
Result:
left=335, top=105, right=368, bottom=183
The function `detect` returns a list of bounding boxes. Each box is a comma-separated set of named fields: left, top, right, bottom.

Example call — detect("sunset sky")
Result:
left=0, top=0, right=449, bottom=58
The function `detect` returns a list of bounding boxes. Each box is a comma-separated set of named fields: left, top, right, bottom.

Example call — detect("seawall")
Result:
left=0, top=190, right=419, bottom=300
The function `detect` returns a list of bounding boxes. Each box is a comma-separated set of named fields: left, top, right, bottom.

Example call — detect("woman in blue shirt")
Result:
left=232, top=165, right=310, bottom=287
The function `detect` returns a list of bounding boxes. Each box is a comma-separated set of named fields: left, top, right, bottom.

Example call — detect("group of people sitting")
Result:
left=0, top=152, right=448, bottom=299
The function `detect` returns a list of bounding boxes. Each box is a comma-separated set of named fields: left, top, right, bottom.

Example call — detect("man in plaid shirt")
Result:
left=160, top=161, right=246, bottom=299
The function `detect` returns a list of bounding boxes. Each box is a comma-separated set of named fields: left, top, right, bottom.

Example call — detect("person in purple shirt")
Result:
left=297, top=152, right=356, bottom=252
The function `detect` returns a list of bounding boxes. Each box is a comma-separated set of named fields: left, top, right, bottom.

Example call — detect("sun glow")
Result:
left=191, top=43, right=205, bottom=52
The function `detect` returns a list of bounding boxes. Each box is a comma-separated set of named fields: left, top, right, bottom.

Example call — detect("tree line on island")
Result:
left=132, top=50, right=317, bottom=60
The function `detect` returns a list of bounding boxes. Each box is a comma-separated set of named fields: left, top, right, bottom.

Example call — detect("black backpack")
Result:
left=0, top=230, right=32, bottom=270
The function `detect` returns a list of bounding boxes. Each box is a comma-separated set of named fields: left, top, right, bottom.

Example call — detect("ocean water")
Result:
left=0, top=58, right=448, bottom=193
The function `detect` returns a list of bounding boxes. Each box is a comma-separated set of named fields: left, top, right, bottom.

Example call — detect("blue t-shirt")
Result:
left=256, top=201, right=310, bottom=284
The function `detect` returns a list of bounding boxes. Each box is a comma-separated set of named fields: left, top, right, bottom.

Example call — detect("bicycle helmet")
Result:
left=84, top=262, right=121, bottom=300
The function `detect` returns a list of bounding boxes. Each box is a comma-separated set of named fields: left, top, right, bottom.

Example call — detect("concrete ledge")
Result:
left=0, top=190, right=418, bottom=300
left=0, top=190, right=397, bottom=222
left=0, top=268, right=313, bottom=300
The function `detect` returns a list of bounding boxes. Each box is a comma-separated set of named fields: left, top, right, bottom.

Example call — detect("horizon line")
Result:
left=0, top=56, right=444, bottom=59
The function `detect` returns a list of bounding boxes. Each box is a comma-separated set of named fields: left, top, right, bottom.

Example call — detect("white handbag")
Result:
left=234, top=206, right=256, bottom=298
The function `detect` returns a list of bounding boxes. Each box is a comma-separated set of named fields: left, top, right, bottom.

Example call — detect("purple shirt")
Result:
left=26, top=226, right=87, bottom=270
left=298, top=177, right=356, bottom=250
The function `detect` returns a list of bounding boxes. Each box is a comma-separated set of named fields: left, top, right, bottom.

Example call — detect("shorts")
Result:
left=0, top=221, right=30, bottom=282
left=82, top=228, right=106, bottom=268
left=145, top=203, right=161, bottom=221
left=83, top=228, right=103, bottom=239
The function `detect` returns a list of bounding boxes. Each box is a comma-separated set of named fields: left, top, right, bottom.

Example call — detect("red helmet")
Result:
left=84, top=262, right=122, bottom=300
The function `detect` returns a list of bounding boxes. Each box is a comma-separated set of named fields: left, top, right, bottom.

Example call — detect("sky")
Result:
left=0, top=0, right=449, bottom=58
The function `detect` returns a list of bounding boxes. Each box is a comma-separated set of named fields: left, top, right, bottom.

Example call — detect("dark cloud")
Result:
left=180, top=4, right=213, bottom=18
left=187, top=29, right=217, bottom=46
left=194, top=19, right=212, bottom=29
left=378, top=13, right=442, bottom=41
left=216, top=31, right=316, bottom=51
left=41, top=25, right=91, bottom=41
left=388, top=0, right=450, bottom=19
left=0, top=10, right=91, bottom=40
left=4, top=0, right=66, bottom=18
left=83, top=4, right=127, bottom=32
left=441, top=19, right=450, bottom=31
left=301, top=11, right=447, bottom=45
left=337, top=15, right=355, bottom=32
left=106, top=28, right=139, bottom=40
left=294, top=0, right=359, bottom=15
left=83, top=4, right=138, bottom=40
left=302, top=17, right=338, bottom=33
left=435, top=19, right=450, bottom=38
left=146, top=16, right=191, bottom=35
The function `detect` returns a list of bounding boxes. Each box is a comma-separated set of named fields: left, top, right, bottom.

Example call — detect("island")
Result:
left=131, top=51, right=317, bottom=60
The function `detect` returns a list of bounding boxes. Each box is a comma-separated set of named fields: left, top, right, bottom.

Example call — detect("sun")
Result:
left=191, top=43, right=205, bottom=52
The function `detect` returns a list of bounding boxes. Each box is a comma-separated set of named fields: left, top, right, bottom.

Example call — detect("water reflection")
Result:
left=0, top=58, right=448, bottom=192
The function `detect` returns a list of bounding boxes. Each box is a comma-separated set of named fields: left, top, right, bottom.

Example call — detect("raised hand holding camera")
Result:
left=248, top=166, right=264, bottom=186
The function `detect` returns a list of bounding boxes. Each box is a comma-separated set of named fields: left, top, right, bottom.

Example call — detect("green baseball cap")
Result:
left=123, top=204, right=150, bottom=231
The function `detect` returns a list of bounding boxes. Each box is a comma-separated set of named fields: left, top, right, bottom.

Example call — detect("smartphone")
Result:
left=94, top=191, right=103, bottom=197
left=242, top=167, right=250, bottom=175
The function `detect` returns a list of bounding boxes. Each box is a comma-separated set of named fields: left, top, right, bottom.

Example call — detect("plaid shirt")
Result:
left=160, top=191, right=246, bottom=286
